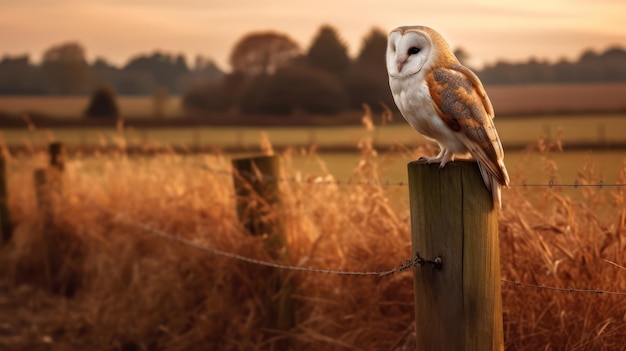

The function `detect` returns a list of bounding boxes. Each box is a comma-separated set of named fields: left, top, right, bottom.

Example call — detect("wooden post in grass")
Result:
left=34, top=142, right=67, bottom=289
left=49, top=142, right=66, bottom=171
left=407, top=160, right=503, bottom=351
left=0, top=155, right=12, bottom=243
left=231, top=155, right=294, bottom=343
left=33, top=167, right=53, bottom=288
left=232, top=155, right=283, bottom=241
left=49, top=142, right=65, bottom=210
left=34, top=168, right=52, bottom=224
left=34, top=142, right=66, bottom=224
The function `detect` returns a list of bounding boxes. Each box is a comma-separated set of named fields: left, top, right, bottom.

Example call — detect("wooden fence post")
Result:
left=0, top=155, right=12, bottom=243
left=33, top=167, right=53, bottom=288
left=34, top=142, right=66, bottom=223
left=49, top=142, right=66, bottom=171
left=408, top=160, right=503, bottom=351
left=232, top=155, right=285, bottom=254
left=33, top=142, right=67, bottom=290
left=34, top=167, right=56, bottom=228
left=231, top=155, right=294, bottom=344
left=49, top=141, right=65, bottom=207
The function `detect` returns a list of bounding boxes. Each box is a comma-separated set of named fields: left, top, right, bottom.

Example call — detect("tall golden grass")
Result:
left=1, top=133, right=626, bottom=350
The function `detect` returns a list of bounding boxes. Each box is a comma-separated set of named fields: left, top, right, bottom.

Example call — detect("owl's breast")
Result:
left=390, top=77, right=443, bottom=138
left=389, top=75, right=467, bottom=153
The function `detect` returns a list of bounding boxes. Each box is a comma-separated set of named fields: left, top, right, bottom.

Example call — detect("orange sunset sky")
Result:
left=1, top=0, right=625, bottom=71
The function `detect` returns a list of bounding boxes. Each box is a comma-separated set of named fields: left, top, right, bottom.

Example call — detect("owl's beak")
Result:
left=397, top=59, right=407, bottom=73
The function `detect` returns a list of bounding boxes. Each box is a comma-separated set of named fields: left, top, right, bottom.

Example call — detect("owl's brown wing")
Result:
left=425, top=64, right=509, bottom=186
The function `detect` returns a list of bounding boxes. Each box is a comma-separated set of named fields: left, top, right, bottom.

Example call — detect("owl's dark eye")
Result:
left=408, top=47, right=421, bottom=55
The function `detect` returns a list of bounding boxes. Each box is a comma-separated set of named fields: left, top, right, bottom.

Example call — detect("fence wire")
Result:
left=91, top=200, right=626, bottom=297
left=94, top=203, right=404, bottom=277
left=500, top=279, right=626, bottom=296
left=194, top=164, right=626, bottom=189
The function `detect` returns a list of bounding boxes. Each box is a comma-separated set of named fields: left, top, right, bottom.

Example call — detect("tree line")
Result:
left=0, top=44, right=223, bottom=96
left=184, top=26, right=394, bottom=116
left=1, top=24, right=625, bottom=117
left=184, top=26, right=626, bottom=116
left=479, top=48, right=626, bottom=85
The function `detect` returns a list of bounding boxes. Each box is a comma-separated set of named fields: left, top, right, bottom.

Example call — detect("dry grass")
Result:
left=1, top=134, right=626, bottom=350
left=500, top=155, right=626, bottom=350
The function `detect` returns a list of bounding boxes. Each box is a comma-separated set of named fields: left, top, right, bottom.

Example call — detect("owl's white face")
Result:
left=386, top=30, right=432, bottom=79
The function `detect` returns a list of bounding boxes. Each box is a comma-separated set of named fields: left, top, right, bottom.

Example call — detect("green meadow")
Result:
left=4, top=114, right=625, bottom=146
left=4, top=114, right=625, bottom=185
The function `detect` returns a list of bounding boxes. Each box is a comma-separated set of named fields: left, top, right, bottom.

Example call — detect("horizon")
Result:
left=1, top=32, right=625, bottom=72
left=1, top=0, right=625, bottom=71
left=2, top=37, right=625, bottom=72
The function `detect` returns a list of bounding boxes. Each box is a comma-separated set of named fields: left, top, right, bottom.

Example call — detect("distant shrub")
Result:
left=84, top=84, right=120, bottom=118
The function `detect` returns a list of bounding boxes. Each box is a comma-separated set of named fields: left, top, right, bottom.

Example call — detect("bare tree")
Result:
left=229, top=31, right=300, bottom=76
left=42, top=42, right=91, bottom=94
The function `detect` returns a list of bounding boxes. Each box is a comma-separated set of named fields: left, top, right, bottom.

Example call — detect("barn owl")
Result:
left=386, top=25, right=509, bottom=209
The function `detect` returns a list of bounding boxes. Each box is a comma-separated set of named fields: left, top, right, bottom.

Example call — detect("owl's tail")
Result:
left=478, top=164, right=507, bottom=210
left=491, top=178, right=502, bottom=210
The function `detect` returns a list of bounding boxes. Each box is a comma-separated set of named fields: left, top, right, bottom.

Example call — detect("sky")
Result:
left=1, top=0, right=625, bottom=71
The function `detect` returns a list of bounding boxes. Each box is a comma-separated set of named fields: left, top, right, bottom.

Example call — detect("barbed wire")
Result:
left=509, top=179, right=626, bottom=188
left=500, top=279, right=626, bottom=296
left=195, top=164, right=626, bottom=188
left=88, top=200, right=626, bottom=296
left=92, top=202, right=420, bottom=277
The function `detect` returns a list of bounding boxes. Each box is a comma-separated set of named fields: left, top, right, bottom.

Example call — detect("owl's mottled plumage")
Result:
left=386, top=25, right=509, bottom=208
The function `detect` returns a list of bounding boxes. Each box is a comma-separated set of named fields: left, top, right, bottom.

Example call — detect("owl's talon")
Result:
left=418, top=156, right=430, bottom=162
left=438, top=157, right=452, bottom=168
left=418, top=156, right=439, bottom=164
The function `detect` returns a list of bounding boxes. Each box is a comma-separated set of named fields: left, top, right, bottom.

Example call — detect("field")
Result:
left=1, top=136, right=626, bottom=349
left=0, top=95, right=184, bottom=119
left=3, top=113, right=626, bottom=186
left=2, top=83, right=626, bottom=118
left=1, top=93, right=626, bottom=349
left=3, top=114, right=626, bottom=146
